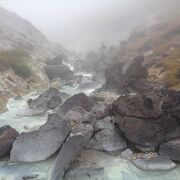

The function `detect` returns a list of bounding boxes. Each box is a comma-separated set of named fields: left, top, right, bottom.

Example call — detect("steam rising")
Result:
left=0, top=0, right=180, bottom=52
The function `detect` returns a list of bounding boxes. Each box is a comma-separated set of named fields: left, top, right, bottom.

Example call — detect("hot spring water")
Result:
left=0, top=72, right=180, bottom=180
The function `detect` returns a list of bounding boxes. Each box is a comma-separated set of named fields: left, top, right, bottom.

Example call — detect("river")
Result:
left=0, top=72, right=180, bottom=180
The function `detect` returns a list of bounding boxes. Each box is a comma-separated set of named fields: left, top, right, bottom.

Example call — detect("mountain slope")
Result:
left=0, top=7, right=66, bottom=113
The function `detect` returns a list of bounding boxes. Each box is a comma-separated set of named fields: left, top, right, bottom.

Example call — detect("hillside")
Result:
left=0, top=7, right=66, bottom=113
left=99, top=10, right=180, bottom=93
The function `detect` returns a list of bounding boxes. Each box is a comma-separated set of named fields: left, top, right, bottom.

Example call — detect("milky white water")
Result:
left=61, top=71, right=101, bottom=96
left=0, top=72, right=180, bottom=180
left=0, top=91, right=55, bottom=180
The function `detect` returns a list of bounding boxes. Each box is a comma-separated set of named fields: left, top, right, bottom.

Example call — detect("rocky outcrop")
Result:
left=113, top=91, right=180, bottom=152
left=10, top=114, right=71, bottom=162
left=27, top=88, right=62, bottom=114
left=60, top=93, right=96, bottom=114
left=44, top=64, right=74, bottom=81
left=51, top=135, right=86, bottom=180
left=63, top=106, right=94, bottom=139
left=0, top=125, right=18, bottom=157
left=102, top=56, right=148, bottom=93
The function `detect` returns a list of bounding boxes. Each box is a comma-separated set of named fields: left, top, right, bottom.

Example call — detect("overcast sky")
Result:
left=0, top=0, right=174, bottom=52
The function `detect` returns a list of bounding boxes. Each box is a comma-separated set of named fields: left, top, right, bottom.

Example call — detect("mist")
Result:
left=0, top=0, right=179, bottom=52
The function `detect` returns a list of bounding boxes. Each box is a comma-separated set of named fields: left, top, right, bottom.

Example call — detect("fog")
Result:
left=0, top=0, right=179, bottom=52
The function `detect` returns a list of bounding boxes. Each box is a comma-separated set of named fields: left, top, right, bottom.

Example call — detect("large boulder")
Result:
left=131, top=154, right=176, bottom=170
left=44, top=64, right=74, bottom=81
left=87, top=117, right=127, bottom=153
left=10, top=114, right=71, bottom=162
left=102, top=55, right=148, bottom=93
left=27, top=88, right=62, bottom=114
left=113, top=92, right=180, bottom=151
left=60, top=93, right=96, bottom=114
left=65, top=106, right=88, bottom=126
left=51, top=135, right=86, bottom=180
left=0, top=125, right=18, bottom=157
left=65, top=107, right=94, bottom=139
left=159, top=139, right=180, bottom=161
left=113, top=93, right=162, bottom=118
left=46, top=54, right=67, bottom=65
left=162, top=90, right=180, bottom=123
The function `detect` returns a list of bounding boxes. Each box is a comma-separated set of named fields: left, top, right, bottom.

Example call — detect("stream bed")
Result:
left=0, top=72, right=180, bottom=180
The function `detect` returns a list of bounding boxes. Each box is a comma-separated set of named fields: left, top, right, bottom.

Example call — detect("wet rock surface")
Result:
left=0, top=125, right=18, bottom=157
left=10, top=114, right=71, bottom=162
left=131, top=154, right=176, bottom=171
left=63, top=149, right=107, bottom=180
left=51, top=135, right=86, bottom=180
left=27, top=88, right=62, bottom=114
left=60, top=93, right=96, bottom=113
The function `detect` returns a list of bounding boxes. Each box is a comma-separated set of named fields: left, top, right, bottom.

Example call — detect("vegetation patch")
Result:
left=0, top=49, right=32, bottom=78
left=157, top=48, right=180, bottom=89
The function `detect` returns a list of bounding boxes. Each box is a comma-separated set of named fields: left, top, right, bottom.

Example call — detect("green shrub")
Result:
left=0, top=49, right=32, bottom=78
left=11, top=63, right=32, bottom=78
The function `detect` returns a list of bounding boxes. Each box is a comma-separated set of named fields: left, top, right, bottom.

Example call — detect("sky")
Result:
left=0, top=0, right=175, bottom=52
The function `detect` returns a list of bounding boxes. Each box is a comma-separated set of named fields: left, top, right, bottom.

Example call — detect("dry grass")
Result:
left=156, top=48, right=180, bottom=88
left=0, top=49, right=32, bottom=78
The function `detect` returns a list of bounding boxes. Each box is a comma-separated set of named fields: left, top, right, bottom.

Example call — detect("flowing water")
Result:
left=0, top=72, right=180, bottom=180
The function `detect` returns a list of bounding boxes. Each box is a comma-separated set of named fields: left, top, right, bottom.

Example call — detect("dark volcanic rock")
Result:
left=51, top=135, right=86, bottom=180
left=22, top=174, right=39, bottom=180
left=28, top=88, right=62, bottom=114
left=159, top=139, right=180, bottom=161
left=86, top=104, right=113, bottom=121
left=131, top=154, right=176, bottom=170
left=0, top=125, right=18, bottom=157
left=102, top=55, right=148, bottom=93
left=162, top=90, right=180, bottom=123
left=61, top=93, right=96, bottom=114
left=115, top=115, right=169, bottom=150
left=113, top=94, right=162, bottom=118
left=44, top=64, right=74, bottom=81
left=113, top=92, right=180, bottom=151
left=10, top=114, right=71, bottom=162
left=48, top=95, right=62, bottom=109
